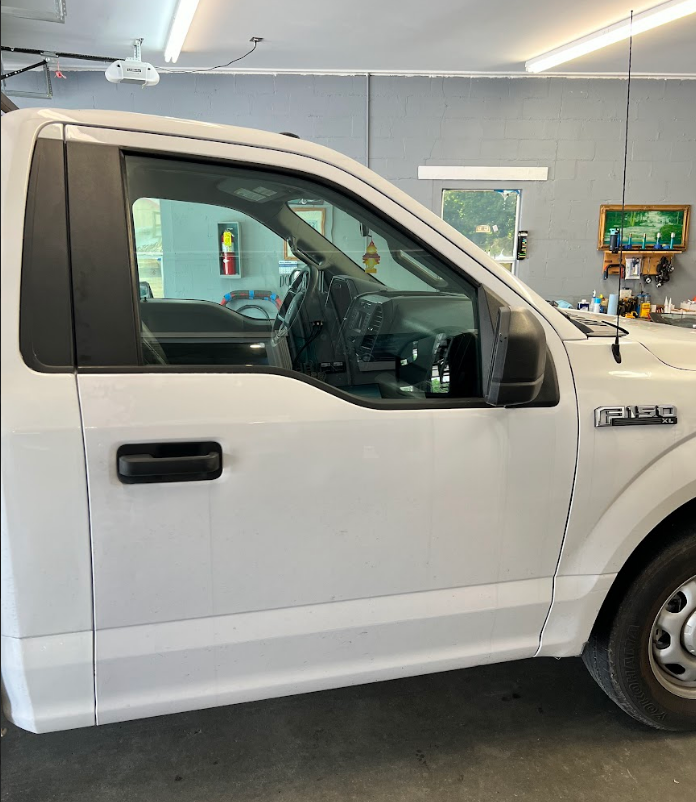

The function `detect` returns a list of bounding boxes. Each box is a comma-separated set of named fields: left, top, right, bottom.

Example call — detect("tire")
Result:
left=582, top=529, right=696, bottom=731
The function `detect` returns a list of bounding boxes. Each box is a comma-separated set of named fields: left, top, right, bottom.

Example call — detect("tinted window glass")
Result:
left=126, top=155, right=481, bottom=402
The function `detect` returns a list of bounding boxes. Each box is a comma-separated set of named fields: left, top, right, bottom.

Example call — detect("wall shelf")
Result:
left=601, top=250, right=680, bottom=255
left=602, top=250, right=678, bottom=278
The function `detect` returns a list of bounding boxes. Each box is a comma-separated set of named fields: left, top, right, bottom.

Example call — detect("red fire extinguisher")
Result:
left=221, top=228, right=237, bottom=276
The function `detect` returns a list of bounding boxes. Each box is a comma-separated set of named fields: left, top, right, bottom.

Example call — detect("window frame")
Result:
left=66, top=138, right=558, bottom=410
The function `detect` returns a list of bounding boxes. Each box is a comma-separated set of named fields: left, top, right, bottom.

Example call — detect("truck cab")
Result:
left=2, top=109, right=695, bottom=734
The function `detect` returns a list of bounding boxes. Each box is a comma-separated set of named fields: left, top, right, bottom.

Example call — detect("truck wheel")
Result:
left=582, top=531, right=696, bottom=731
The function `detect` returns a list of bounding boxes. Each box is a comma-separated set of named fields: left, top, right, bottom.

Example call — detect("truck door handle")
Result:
left=116, top=442, right=222, bottom=484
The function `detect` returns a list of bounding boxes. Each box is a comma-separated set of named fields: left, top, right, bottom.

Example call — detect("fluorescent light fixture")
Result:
left=525, top=0, right=696, bottom=73
left=165, top=0, right=202, bottom=63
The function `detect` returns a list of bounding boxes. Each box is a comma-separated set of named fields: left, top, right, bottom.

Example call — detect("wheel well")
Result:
left=591, top=498, right=695, bottom=633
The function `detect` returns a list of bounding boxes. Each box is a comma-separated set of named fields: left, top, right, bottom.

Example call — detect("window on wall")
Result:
left=126, top=154, right=481, bottom=404
left=443, top=190, right=520, bottom=273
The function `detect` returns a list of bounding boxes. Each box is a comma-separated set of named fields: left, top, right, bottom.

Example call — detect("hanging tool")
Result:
left=603, top=262, right=625, bottom=281
left=654, top=256, right=673, bottom=288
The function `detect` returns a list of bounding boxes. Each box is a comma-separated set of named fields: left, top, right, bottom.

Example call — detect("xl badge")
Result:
left=594, top=405, right=678, bottom=428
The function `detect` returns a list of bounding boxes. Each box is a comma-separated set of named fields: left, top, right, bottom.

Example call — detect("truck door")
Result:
left=65, top=125, right=577, bottom=725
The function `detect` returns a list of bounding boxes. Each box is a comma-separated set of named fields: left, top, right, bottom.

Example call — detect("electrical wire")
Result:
left=294, top=323, right=323, bottom=364
left=162, top=40, right=260, bottom=73
left=612, top=10, right=633, bottom=365
left=237, top=303, right=271, bottom=320
left=1, top=40, right=260, bottom=79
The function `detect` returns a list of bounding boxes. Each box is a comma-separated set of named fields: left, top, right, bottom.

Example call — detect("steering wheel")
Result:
left=273, top=266, right=312, bottom=341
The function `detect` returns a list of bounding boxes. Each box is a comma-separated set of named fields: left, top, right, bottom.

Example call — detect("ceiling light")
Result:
left=165, top=0, right=202, bottom=63
left=525, top=0, right=696, bottom=73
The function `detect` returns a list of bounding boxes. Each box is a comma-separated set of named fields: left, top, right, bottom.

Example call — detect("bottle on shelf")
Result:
left=609, top=229, right=619, bottom=253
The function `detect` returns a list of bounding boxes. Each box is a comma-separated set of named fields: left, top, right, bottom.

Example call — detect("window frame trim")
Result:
left=20, top=137, right=76, bottom=373
left=66, top=140, right=141, bottom=367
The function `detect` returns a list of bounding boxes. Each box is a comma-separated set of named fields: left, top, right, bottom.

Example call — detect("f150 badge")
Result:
left=595, top=405, right=678, bottom=427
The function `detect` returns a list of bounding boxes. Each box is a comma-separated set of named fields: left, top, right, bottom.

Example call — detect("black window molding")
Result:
left=66, top=141, right=141, bottom=367
left=20, top=138, right=75, bottom=372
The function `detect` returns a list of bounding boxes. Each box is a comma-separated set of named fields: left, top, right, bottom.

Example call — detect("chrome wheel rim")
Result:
left=649, top=576, right=696, bottom=700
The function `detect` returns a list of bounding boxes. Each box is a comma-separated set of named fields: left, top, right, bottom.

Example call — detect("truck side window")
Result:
left=125, top=155, right=481, bottom=403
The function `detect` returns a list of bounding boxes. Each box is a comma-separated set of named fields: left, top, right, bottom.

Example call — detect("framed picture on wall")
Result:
left=283, top=207, right=326, bottom=260
left=598, top=205, right=690, bottom=251
left=218, top=222, right=241, bottom=277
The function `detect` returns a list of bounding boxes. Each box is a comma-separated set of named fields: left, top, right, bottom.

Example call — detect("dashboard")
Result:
left=328, top=276, right=478, bottom=398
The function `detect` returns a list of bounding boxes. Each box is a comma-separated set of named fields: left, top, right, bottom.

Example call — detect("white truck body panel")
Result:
left=1, top=120, right=95, bottom=732
left=1, top=109, right=694, bottom=732
left=539, top=338, right=696, bottom=656
left=79, top=368, right=574, bottom=724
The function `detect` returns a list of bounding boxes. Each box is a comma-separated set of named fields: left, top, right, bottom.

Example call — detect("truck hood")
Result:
left=618, top=317, right=696, bottom=370
left=559, top=310, right=695, bottom=369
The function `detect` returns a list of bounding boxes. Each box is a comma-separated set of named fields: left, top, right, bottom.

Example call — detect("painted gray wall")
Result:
left=10, top=71, right=696, bottom=305
left=159, top=202, right=287, bottom=303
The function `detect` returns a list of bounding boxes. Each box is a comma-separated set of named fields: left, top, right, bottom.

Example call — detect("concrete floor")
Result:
left=2, top=657, right=694, bottom=802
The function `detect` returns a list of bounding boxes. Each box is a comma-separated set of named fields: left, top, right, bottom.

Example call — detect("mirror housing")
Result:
left=485, top=307, right=546, bottom=406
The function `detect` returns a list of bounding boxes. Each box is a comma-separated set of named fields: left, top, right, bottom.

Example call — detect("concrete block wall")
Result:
left=370, top=76, right=695, bottom=305
left=9, top=70, right=696, bottom=305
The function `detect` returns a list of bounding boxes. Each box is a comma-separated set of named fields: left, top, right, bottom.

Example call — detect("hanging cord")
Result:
left=612, top=10, right=633, bottom=365
left=295, top=321, right=324, bottom=364
left=161, top=39, right=260, bottom=73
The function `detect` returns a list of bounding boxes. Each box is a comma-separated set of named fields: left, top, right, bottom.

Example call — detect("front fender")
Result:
left=539, top=337, right=695, bottom=658
left=563, top=433, right=695, bottom=578
left=537, top=438, right=696, bottom=657
left=538, top=437, right=695, bottom=657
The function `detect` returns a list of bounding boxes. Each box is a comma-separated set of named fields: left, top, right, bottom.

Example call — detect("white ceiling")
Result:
left=2, top=0, right=696, bottom=76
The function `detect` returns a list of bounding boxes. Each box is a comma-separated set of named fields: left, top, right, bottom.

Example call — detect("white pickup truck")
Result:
left=1, top=109, right=695, bottom=734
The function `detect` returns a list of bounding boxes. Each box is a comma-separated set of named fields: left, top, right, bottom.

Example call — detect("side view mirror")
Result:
left=485, top=307, right=546, bottom=406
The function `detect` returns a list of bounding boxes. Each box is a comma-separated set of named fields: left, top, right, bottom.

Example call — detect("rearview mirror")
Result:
left=485, top=307, right=546, bottom=406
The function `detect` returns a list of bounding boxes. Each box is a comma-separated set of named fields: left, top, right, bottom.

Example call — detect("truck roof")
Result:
left=4, top=106, right=366, bottom=174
